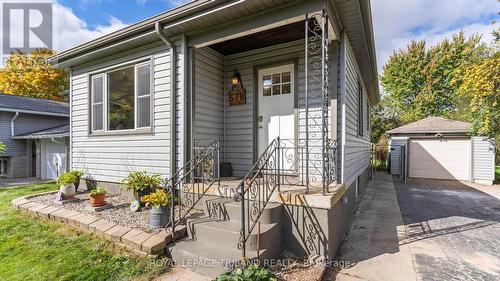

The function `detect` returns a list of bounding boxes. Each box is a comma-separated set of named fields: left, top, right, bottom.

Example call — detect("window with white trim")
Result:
left=91, top=61, right=152, bottom=133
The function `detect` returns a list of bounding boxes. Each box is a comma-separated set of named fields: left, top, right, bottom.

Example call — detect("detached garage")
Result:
left=388, top=117, right=495, bottom=185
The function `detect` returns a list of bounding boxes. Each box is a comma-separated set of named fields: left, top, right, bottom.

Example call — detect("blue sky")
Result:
left=57, top=0, right=183, bottom=29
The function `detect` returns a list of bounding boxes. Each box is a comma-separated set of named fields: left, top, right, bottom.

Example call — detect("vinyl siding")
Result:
left=193, top=47, right=224, bottom=144
left=70, top=44, right=173, bottom=183
left=472, top=137, right=495, bottom=182
left=343, top=37, right=371, bottom=186
left=0, top=112, right=26, bottom=157
left=224, top=40, right=306, bottom=176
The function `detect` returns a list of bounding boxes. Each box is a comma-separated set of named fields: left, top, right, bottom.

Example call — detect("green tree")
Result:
left=0, top=48, right=68, bottom=101
left=380, top=32, right=484, bottom=124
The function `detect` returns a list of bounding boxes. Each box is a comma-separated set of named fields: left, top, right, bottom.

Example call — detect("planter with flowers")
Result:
left=57, top=172, right=77, bottom=200
left=89, top=187, right=107, bottom=207
left=141, top=189, right=172, bottom=229
left=122, top=172, right=162, bottom=205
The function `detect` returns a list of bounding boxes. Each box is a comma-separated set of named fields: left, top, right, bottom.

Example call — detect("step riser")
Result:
left=188, top=221, right=282, bottom=252
left=202, top=199, right=283, bottom=224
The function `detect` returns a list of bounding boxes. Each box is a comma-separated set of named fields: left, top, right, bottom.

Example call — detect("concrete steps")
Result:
left=169, top=198, right=283, bottom=278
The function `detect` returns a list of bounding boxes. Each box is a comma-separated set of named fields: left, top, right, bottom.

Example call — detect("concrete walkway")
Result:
left=324, top=173, right=417, bottom=281
left=0, top=178, right=54, bottom=188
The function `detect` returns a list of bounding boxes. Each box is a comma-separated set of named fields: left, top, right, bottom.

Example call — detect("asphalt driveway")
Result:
left=395, top=178, right=500, bottom=280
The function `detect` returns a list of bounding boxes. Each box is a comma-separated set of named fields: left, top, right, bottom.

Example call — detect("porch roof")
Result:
left=53, top=0, right=379, bottom=101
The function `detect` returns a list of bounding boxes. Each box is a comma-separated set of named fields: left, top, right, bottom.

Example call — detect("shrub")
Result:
left=68, top=170, right=84, bottom=178
left=214, top=264, right=278, bottom=281
left=122, top=171, right=162, bottom=194
left=89, top=186, right=106, bottom=197
left=57, top=172, right=77, bottom=186
left=141, top=189, right=172, bottom=209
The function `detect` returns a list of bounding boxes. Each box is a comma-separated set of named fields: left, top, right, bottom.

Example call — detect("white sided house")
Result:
left=54, top=0, right=379, bottom=276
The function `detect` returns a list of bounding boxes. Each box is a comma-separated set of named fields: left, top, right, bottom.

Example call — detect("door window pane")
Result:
left=272, top=85, right=281, bottom=95
left=263, top=86, right=271, bottom=96
left=272, top=74, right=280, bottom=84
left=137, top=96, right=150, bottom=128
left=282, top=72, right=291, bottom=83
left=108, top=66, right=135, bottom=130
left=282, top=83, right=291, bottom=95
left=263, top=75, right=272, bottom=87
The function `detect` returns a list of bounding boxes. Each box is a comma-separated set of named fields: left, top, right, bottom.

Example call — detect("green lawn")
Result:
left=495, top=166, right=500, bottom=184
left=0, top=183, right=166, bottom=281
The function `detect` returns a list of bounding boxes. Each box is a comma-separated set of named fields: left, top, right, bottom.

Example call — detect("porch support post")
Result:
left=321, top=10, right=329, bottom=195
left=304, top=14, right=310, bottom=194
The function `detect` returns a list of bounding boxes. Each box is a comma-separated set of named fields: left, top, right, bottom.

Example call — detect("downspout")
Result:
left=10, top=112, right=19, bottom=137
left=155, top=22, right=177, bottom=179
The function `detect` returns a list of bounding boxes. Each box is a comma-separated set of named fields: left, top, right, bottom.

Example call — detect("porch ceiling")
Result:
left=208, top=21, right=306, bottom=56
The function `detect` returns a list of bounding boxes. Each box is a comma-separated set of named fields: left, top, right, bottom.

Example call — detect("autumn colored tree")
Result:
left=0, top=48, right=68, bottom=101
left=379, top=32, right=484, bottom=124
left=457, top=48, right=499, bottom=138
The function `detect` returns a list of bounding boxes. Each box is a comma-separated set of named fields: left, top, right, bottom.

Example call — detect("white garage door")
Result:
left=42, top=139, right=67, bottom=180
left=409, top=138, right=471, bottom=181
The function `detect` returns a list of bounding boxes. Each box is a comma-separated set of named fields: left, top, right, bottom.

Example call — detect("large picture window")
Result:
left=90, top=61, right=152, bottom=133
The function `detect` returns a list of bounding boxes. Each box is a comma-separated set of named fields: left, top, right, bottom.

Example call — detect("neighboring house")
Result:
left=388, top=117, right=495, bottom=185
left=53, top=0, right=379, bottom=272
left=0, top=94, right=69, bottom=179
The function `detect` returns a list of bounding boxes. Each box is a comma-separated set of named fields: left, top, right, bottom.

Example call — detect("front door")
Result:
left=258, top=64, right=295, bottom=157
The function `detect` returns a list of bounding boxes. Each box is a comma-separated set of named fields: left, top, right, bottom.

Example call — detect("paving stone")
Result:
left=37, top=206, right=60, bottom=218
left=156, top=225, right=187, bottom=245
left=67, top=213, right=87, bottom=226
left=85, top=203, right=113, bottom=212
left=18, top=202, right=38, bottom=212
left=142, top=234, right=167, bottom=254
left=104, top=225, right=132, bottom=242
left=122, top=228, right=146, bottom=248
left=75, top=214, right=100, bottom=230
left=11, top=197, right=30, bottom=209
left=27, top=203, right=48, bottom=214
left=130, top=232, right=153, bottom=250
left=50, top=208, right=71, bottom=222
left=53, top=209, right=80, bottom=223
left=93, top=220, right=116, bottom=235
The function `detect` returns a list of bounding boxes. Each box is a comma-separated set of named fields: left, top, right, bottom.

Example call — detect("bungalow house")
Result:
left=0, top=94, right=69, bottom=179
left=53, top=0, right=379, bottom=275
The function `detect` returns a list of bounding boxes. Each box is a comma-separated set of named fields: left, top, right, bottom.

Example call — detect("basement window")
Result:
left=90, top=60, right=152, bottom=133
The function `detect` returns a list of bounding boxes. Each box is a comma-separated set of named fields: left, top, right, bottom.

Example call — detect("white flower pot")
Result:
left=59, top=184, right=76, bottom=199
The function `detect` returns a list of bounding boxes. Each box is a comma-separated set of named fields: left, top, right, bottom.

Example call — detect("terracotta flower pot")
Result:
left=90, top=194, right=106, bottom=207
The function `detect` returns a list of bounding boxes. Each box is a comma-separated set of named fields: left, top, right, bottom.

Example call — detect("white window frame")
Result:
left=91, top=74, right=105, bottom=132
left=89, top=58, right=153, bottom=135
left=357, top=79, right=364, bottom=137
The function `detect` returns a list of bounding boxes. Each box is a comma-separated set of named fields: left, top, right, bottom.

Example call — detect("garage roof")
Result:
left=12, top=124, right=70, bottom=139
left=0, top=93, right=69, bottom=117
left=387, top=117, right=471, bottom=135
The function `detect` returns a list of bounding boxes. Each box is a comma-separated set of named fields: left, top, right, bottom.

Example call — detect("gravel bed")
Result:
left=30, top=191, right=201, bottom=233
left=270, top=257, right=325, bottom=281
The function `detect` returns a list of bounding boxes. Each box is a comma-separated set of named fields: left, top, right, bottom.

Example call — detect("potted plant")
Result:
left=122, top=171, right=162, bottom=203
left=57, top=172, right=77, bottom=199
left=69, top=170, right=84, bottom=191
left=89, top=186, right=107, bottom=207
left=141, top=189, right=172, bottom=228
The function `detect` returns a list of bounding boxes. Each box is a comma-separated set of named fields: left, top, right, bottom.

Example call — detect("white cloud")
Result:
left=372, top=0, right=499, bottom=73
left=53, top=3, right=128, bottom=52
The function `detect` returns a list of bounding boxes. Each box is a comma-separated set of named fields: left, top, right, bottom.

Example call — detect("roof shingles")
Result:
left=387, top=117, right=471, bottom=135
left=0, top=93, right=69, bottom=116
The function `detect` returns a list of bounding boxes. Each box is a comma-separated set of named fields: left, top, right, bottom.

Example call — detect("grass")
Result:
left=0, top=183, right=167, bottom=281
left=495, top=166, right=500, bottom=184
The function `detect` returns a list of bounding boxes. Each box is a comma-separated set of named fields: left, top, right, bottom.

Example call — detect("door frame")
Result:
left=253, top=59, right=299, bottom=163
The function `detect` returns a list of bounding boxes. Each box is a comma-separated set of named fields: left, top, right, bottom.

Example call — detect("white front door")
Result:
left=258, top=64, right=295, bottom=156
